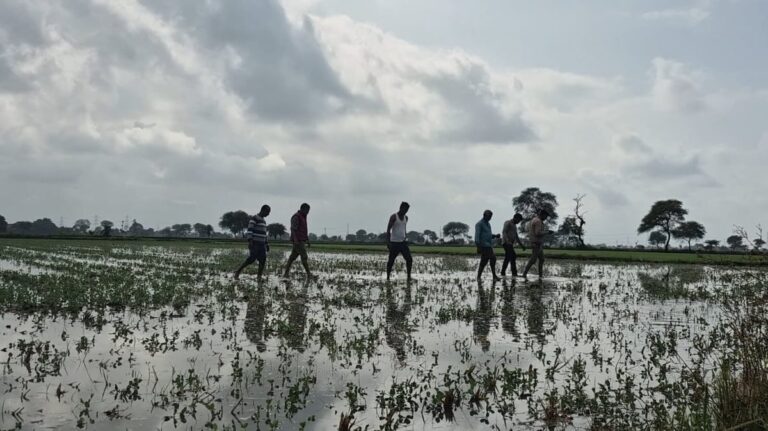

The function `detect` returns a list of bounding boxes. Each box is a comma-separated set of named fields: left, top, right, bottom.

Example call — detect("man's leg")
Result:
left=386, top=245, right=399, bottom=280
left=402, top=244, right=413, bottom=280
left=501, top=244, right=512, bottom=276
left=477, top=252, right=489, bottom=278
left=489, top=253, right=500, bottom=281
left=298, top=243, right=311, bottom=276
left=537, top=247, right=544, bottom=278
left=510, top=247, right=518, bottom=276
left=522, top=246, right=539, bottom=278
left=283, top=244, right=299, bottom=277
left=234, top=241, right=257, bottom=280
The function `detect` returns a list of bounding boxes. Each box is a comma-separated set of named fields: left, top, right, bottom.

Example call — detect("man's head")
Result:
left=512, top=213, right=523, bottom=223
left=483, top=209, right=493, bottom=221
left=399, top=201, right=410, bottom=215
left=300, top=203, right=310, bottom=215
left=538, top=209, right=550, bottom=220
left=259, top=205, right=271, bottom=217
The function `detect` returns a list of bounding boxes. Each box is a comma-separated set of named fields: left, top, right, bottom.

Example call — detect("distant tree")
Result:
left=649, top=231, right=667, bottom=249
left=366, top=233, right=378, bottom=241
left=355, top=229, right=367, bottom=241
left=100, top=220, right=114, bottom=237
left=513, top=187, right=559, bottom=229
left=406, top=231, right=424, bottom=244
left=442, top=222, right=469, bottom=242
left=30, top=218, right=58, bottom=236
left=158, top=227, right=173, bottom=237
left=571, top=194, right=586, bottom=247
left=423, top=230, right=438, bottom=243
left=557, top=216, right=581, bottom=247
left=193, top=223, right=209, bottom=237
left=345, top=234, right=356, bottom=242
left=320, top=234, right=329, bottom=241
left=637, top=199, right=688, bottom=251
left=266, top=223, right=287, bottom=239
left=8, top=221, right=33, bottom=235
left=704, top=239, right=720, bottom=251
left=128, top=220, right=144, bottom=236
left=0, top=215, right=6, bottom=233
left=672, top=221, right=706, bottom=251
left=205, top=224, right=214, bottom=237
left=171, top=223, right=192, bottom=237
left=727, top=235, right=744, bottom=251
left=753, top=238, right=766, bottom=251
left=73, top=219, right=91, bottom=234
left=219, top=210, right=250, bottom=236
left=377, top=232, right=388, bottom=241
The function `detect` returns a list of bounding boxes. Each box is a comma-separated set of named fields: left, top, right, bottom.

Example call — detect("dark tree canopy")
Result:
left=73, top=219, right=91, bottom=234
left=172, top=223, right=192, bottom=237
left=266, top=223, right=287, bottom=239
left=219, top=210, right=250, bottom=236
left=557, top=216, right=582, bottom=246
left=100, top=220, right=114, bottom=237
left=672, top=221, right=706, bottom=251
left=0, top=215, right=7, bottom=233
left=753, top=238, right=766, bottom=250
left=423, top=230, right=438, bottom=243
left=128, top=220, right=144, bottom=235
left=193, top=223, right=209, bottom=237
left=637, top=199, right=688, bottom=251
left=443, top=222, right=469, bottom=241
left=32, top=218, right=58, bottom=236
left=648, top=231, right=667, bottom=248
left=704, top=239, right=720, bottom=251
left=406, top=230, right=424, bottom=244
left=727, top=235, right=744, bottom=250
left=512, top=187, right=559, bottom=227
left=355, top=229, right=367, bottom=241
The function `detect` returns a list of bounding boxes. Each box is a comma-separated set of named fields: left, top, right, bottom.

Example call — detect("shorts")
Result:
left=248, top=241, right=267, bottom=264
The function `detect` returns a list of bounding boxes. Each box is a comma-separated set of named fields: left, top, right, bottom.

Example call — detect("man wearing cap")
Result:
left=522, top=209, right=550, bottom=280
left=474, top=209, right=501, bottom=282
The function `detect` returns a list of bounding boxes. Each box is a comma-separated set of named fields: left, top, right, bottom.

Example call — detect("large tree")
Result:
left=355, top=229, right=367, bottom=242
left=442, top=222, right=469, bottom=242
left=266, top=223, right=287, bottom=239
left=0, top=215, right=7, bottom=233
left=100, top=220, right=114, bottom=237
left=406, top=231, right=424, bottom=244
left=648, top=231, right=667, bottom=249
left=704, top=239, right=720, bottom=251
left=172, top=223, right=192, bottom=237
left=727, top=235, right=744, bottom=251
left=32, top=218, right=58, bottom=236
left=637, top=199, right=688, bottom=251
left=128, top=220, right=145, bottom=236
left=423, top=230, right=438, bottom=243
left=73, top=219, right=91, bottom=234
left=557, top=216, right=582, bottom=247
left=672, top=221, right=706, bottom=251
left=512, top=187, right=559, bottom=228
left=219, top=210, right=250, bottom=236
left=193, top=223, right=209, bottom=237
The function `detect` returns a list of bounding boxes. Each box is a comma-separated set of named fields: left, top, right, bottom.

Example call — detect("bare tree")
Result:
left=572, top=194, right=586, bottom=247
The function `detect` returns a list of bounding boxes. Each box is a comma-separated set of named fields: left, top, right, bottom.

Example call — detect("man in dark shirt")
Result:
left=283, top=203, right=313, bottom=278
left=234, top=204, right=270, bottom=280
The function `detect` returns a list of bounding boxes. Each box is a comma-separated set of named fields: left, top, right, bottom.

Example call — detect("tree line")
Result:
left=1, top=187, right=764, bottom=252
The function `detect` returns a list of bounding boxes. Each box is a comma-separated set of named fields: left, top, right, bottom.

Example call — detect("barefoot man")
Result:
left=234, top=204, right=271, bottom=280
left=386, top=202, right=413, bottom=281
left=283, top=203, right=313, bottom=278
left=475, top=210, right=501, bottom=282
left=522, top=209, right=550, bottom=280
left=501, top=213, right=525, bottom=277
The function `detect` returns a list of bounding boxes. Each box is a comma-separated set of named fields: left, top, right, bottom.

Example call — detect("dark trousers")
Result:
left=387, top=242, right=413, bottom=274
left=501, top=244, right=518, bottom=276
left=477, top=246, right=497, bottom=276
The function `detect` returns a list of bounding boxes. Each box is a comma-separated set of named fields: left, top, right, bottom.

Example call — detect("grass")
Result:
left=1, top=236, right=765, bottom=266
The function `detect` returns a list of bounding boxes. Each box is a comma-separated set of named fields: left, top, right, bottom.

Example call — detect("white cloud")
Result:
left=651, top=57, right=707, bottom=113
left=641, top=7, right=710, bottom=25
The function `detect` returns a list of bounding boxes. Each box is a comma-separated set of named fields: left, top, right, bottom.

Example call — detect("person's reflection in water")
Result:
left=500, top=279, right=520, bottom=342
left=473, top=279, right=496, bottom=352
left=384, top=281, right=413, bottom=364
left=525, top=279, right=547, bottom=344
left=284, top=279, right=310, bottom=353
left=244, top=283, right=270, bottom=352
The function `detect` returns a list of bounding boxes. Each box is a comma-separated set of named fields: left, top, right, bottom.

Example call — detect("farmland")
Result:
left=0, top=238, right=767, bottom=430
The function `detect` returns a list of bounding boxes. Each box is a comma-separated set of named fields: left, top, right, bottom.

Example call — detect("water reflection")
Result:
left=384, top=282, right=413, bottom=364
left=283, top=280, right=310, bottom=353
left=500, top=279, right=520, bottom=341
left=525, top=280, right=546, bottom=344
left=244, top=284, right=269, bottom=352
left=473, top=279, right=496, bottom=352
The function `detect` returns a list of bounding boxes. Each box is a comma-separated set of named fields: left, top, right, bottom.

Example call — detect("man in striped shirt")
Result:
left=234, top=204, right=271, bottom=280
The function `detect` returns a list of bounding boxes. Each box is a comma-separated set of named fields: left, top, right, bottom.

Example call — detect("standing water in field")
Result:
left=0, top=240, right=767, bottom=430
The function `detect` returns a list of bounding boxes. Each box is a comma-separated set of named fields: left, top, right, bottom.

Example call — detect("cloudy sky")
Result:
left=1, top=0, right=766, bottom=244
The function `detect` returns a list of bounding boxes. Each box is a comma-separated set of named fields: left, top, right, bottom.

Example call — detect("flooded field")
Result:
left=0, top=239, right=766, bottom=430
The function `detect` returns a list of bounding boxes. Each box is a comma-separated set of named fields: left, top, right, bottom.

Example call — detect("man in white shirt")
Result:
left=386, top=202, right=412, bottom=281
left=501, top=213, right=525, bottom=277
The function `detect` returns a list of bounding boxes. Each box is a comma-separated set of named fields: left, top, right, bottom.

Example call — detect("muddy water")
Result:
left=0, top=242, right=764, bottom=430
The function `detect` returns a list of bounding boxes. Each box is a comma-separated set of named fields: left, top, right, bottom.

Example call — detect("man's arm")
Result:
left=386, top=214, right=395, bottom=244
left=290, top=214, right=299, bottom=241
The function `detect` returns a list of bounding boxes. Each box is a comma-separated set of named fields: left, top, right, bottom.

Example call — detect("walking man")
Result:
left=475, top=210, right=501, bottom=282
left=522, top=209, right=550, bottom=280
left=234, top=205, right=271, bottom=280
left=283, top=203, right=313, bottom=278
left=386, top=202, right=413, bottom=281
left=501, top=213, right=525, bottom=277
